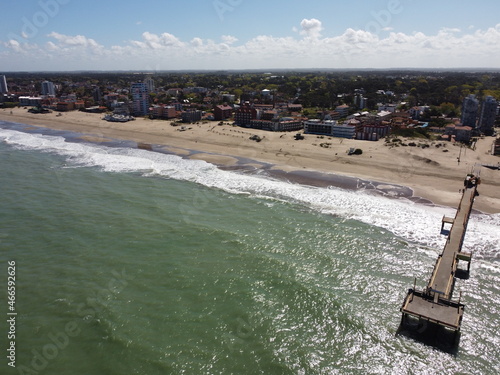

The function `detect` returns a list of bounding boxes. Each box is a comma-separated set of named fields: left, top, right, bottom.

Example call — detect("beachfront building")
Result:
left=0, top=75, right=8, bottom=94
left=150, top=105, right=176, bottom=119
left=478, top=96, right=497, bottom=136
left=276, top=118, right=303, bottom=132
left=332, top=124, right=356, bottom=139
left=214, top=104, right=233, bottom=121
left=19, top=96, right=43, bottom=106
left=304, top=119, right=356, bottom=139
left=247, top=117, right=303, bottom=132
left=131, top=82, right=149, bottom=117
left=41, top=81, right=56, bottom=97
left=181, top=110, right=202, bottom=123
left=234, top=102, right=257, bottom=126
left=356, top=124, right=391, bottom=141
left=304, top=119, right=338, bottom=136
left=461, top=94, right=479, bottom=128
left=443, top=124, right=473, bottom=143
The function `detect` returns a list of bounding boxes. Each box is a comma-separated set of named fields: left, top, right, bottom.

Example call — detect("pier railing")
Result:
left=400, top=167, right=481, bottom=334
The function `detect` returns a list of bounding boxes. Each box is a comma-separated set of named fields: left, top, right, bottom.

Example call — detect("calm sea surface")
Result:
left=1, top=122, right=499, bottom=374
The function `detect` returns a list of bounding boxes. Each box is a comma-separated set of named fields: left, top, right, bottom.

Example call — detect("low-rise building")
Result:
left=19, top=96, right=43, bottom=106
left=247, top=117, right=303, bottom=132
left=304, top=119, right=338, bottom=136
left=378, top=103, right=398, bottom=113
left=335, top=104, right=350, bottom=118
left=332, top=124, right=356, bottom=139
left=304, top=119, right=356, bottom=139
left=214, top=104, right=233, bottom=121
left=181, top=110, right=202, bottom=123
left=234, top=102, right=257, bottom=126
left=56, top=102, right=75, bottom=111
left=455, top=126, right=473, bottom=143
left=356, top=124, right=391, bottom=141
left=443, top=124, right=473, bottom=143
left=150, top=105, right=176, bottom=119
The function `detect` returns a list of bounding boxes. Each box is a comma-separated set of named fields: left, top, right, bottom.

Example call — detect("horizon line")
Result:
left=3, top=67, right=500, bottom=74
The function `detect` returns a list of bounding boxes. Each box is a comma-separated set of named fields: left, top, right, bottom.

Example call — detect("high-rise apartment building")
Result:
left=0, top=75, right=8, bottom=94
left=461, top=94, right=479, bottom=128
left=144, top=77, right=155, bottom=93
left=131, top=82, right=149, bottom=116
left=41, top=80, right=56, bottom=96
left=478, top=96, right=497, bottom=136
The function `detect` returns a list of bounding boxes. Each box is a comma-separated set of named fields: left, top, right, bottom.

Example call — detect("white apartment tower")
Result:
left=41, top=80, right=56, bottom=96
left=131, top=82, right=149, bottom=116
left=479, top=96, right=497, bottom=136
left=0, top=75, right=8, bottom=94
left=144, top=77, right=155, bottom=93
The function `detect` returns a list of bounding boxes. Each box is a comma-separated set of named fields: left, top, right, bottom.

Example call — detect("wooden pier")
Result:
left=400, top=167, right=481, bottom=335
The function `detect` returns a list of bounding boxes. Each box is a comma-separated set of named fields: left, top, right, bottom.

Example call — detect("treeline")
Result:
left=4, top=70, right=500, bottom=111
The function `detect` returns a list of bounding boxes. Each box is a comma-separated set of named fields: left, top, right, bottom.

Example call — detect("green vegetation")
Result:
left=1, top=102, right=19, bottom=108
left=391, top=127, right=432, bottom=139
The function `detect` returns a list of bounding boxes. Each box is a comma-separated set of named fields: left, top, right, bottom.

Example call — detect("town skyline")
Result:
left=1, top=1, right=500, bottom=72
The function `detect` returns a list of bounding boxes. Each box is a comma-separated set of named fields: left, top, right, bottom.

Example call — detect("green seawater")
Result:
left=1, top=140, right=499, bottom=375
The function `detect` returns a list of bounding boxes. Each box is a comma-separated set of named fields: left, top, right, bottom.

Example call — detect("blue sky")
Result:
left=1, top=0, right=500, bottom=71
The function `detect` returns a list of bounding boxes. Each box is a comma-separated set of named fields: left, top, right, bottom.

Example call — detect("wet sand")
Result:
left=1, top=107, right=499, bottom=213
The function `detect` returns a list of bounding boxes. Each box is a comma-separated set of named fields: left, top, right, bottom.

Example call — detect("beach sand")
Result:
left=2, top=107, right=499, bottom=213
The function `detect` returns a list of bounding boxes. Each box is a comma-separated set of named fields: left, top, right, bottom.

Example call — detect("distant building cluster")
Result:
left=1, top=73, right=498, bottom=143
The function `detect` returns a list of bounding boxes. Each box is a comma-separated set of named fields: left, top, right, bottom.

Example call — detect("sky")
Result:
left=1, top=0, right=500, bottom=71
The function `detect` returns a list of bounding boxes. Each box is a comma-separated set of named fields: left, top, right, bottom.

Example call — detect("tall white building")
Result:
left=0, top=75, right=8, bottom=94
left=479, top=96, right=497, bottom=136
left=41, top=81, right=56, bottom=96
left=143, top=77, right=155, bottom=93
left=461, top=94, right=479, bottom=128
left=131, top=82, right=149, bottom=116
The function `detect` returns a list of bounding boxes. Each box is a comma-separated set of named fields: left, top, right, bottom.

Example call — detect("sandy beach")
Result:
left=1, top=107, right=499, bottom=213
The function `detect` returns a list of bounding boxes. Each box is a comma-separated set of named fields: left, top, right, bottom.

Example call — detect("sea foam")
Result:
left=2, top=127, right=499, bottom=257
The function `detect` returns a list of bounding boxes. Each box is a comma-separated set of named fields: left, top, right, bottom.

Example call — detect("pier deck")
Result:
left=400, top=167, right=480, bottom=332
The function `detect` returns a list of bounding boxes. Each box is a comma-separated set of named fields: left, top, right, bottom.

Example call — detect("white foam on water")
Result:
left=2, top=128, right=499, bottom=257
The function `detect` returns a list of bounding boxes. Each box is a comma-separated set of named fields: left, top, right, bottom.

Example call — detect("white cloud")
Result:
left=47, top=32, right=100, bottom=48
left=221, top=35, right=238, bottom=44
left=132, top=32, right=184, bottom=50
left=300, top=18, right=323, bottom=39
left=190, top=37, right=203, bottom=47
left=2, top=21, right=500, bottom=70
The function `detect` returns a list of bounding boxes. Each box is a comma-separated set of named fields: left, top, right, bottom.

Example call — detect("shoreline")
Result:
left=1, top=108, right=499, bottom=214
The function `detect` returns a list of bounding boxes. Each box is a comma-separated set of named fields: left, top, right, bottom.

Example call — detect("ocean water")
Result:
left=1, top=122, right=499, bottom=375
